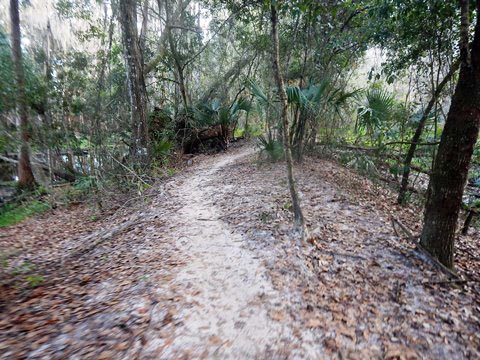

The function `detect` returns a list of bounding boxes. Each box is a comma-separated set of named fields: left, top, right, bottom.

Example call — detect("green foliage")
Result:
left=234, top=127, right=245, bottom=138
left=12, top=260, right=36, bottom=275
left=153, top=138, right=173, bottom=157
left=57, top=176, right=100, bottom=203
left=74, top=175, right=97, bottom=191
left=357, top=88, right=395, bottom=131
left=245, top=122, right=264, bottom=137
left=355, top=86, right=407, bottom=146
left=0, top=200, right=50, bottom=228
left=55, top=0, right=94, bottom=20
left=0, top=30, right=14, bottom=113
left=192, top=97, right=251, bottom=128
left=282, top=201, right=293, bottom=211
left=256, top=134, right=284, bottom=162
left=259, top=211, right=272, bottom=223
left=246, top=79, right=271, bottom=106
left=153, top=138, right=174, bottom=167
left=286, top=85, right=308, bottom=107
left=26, top=274, right=44, bottom=288
left=346, top=154, right=378, bottom=177
left=0, top=29, right=46, bottom=114
left=0, top=133, right=10, bottom=153
left=369, top=0, right=458, bottom=72
left=7, top=259, right=44, bottom=287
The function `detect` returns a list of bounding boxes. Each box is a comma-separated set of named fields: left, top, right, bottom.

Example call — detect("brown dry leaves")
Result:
left=210, top=152, right=480, bottom=359
left=1, top=146, right=479, bottom=359
left=0, top=187, right=184, bottom=358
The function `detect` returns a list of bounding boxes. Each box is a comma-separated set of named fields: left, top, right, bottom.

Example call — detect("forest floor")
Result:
left=1, top=143, right=479, bottom=359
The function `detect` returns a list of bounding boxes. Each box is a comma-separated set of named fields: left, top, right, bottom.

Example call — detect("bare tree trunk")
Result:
left=420, top=0, right=480, bottom=268
left=41, top=20, right=55, bottom=182
left=140, top=0, right=149, bottom=51
left=164, top=0, right=189, bottom=110
left=270, top=3, right=306, bottom=231
left=10, top=0, right=36, bottom=189
left=119, top=0, right=149, bottom=163
left=397, top=60, right=459, bottom=204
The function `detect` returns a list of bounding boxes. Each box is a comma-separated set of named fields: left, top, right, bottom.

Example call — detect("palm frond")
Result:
left=286, top=85, right=308, bottom=107
left=304, top=79, right=330, bottom=104
left=357, top=88, right=395, bottom=130
left=230, top=97, right=252, bottom=115
left=256, top=134, right=284, bottom=162
left=246, top=79, right=270, bottom=105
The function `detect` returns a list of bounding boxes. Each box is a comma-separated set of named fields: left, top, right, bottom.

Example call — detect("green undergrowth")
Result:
left=0, top=200, right=50, bottom=228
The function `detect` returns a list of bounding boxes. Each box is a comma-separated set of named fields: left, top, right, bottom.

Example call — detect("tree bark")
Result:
left=461, top=210, right=476, bottom=235
left=119, top=0, right=149, bottom=163
left=10, top=0, right=36, bottom=189
left=140, top=0, right=149, bottom=51
left=397, top=60, right=459, bottom=204
left=420, top=0, right=480, bottom=268
left=164, top=0, right=189, bottom=110
left=270, top=3, right=306, bottom=231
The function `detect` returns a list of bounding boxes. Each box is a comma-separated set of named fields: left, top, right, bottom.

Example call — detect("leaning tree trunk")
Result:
left=119, top=0, right=149, bottom=163
left=10, top=0, right=36, bottom=189
left=397, top=60, right=459, bottom=204
left=270, top=3, right=306, bottom=231
left=420, top=0, right=480, bottom=268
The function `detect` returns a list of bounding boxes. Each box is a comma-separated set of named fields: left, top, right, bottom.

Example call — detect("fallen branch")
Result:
left=456, top=245, right=480, bottom=261
left=65, top=216, right=144, bottom=259
left=0, top=155, right=76, bottom=182
left=108, top=153, right=151, bottom=187
left=391, top=217, right=417, bottom=244
left=420, top=279, right=470, bottom=286
left=391, top=217, right=462, bottom=280
left=384, top=141, right=440, bottom=146
left=322, top=249, right=367, bottom=261
left=378, top=175, right=419, bottom=194
left=414, top=244, right=462, bottom=280
left=461, top=209, right=477, bottom=235
left=325, top=145, right=432, bottom=175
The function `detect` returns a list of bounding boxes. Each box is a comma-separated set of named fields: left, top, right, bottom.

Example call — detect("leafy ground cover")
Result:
left=0, top=145, right=478, bottom=358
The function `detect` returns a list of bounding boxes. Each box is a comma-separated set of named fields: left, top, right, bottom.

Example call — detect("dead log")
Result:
left=182, top=124, right=232, bottom=153
left=66, top=216, right=143, bottom=259
left=326, top=145, right=432, bottom=175
left=0, top=155, right=76, bottom=182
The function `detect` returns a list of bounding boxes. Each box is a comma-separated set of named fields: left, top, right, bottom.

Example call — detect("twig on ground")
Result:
left=415, top=244, right=461, bottom=280
left=391, top=217, right=417, bottom=244
left=420, top=279, right=470, bottom=286
left=65, top=216, right=145, bottom=260
left=108, top=153, right=151, bottom=187
left=391, top=217, right=462, bottom=281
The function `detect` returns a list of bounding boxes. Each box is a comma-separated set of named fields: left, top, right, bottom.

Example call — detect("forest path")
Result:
left=140, top=147, right=313, bottom=358
left=1, top=144, right=479, bottom=359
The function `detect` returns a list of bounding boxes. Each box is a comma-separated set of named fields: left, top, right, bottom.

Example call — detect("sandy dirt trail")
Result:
left=141, top=148, right=315, bottom=358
